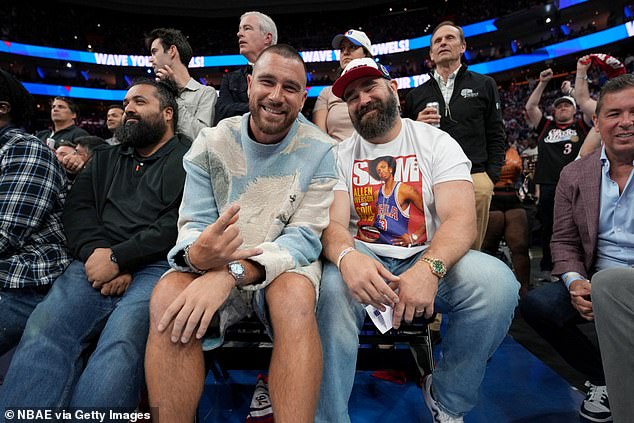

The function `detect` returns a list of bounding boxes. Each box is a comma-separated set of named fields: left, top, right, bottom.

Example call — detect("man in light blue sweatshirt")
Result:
left=145, top=44, right=338, bottom=423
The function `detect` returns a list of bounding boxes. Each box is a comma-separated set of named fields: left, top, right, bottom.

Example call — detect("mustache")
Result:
left=358, top=100, right=382, bottom=117
left=125, top=114, right=142, bottom=123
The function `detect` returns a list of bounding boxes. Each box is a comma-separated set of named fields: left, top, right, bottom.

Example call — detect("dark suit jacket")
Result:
left=551, top=149, right=601, bottom=278
left=213, top=67, right=249, bottom=126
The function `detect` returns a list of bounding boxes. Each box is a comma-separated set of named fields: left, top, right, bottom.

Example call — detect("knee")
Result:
left=148, top=272, right=191, bottom=326
left=591, top=268, right=632, bottom=303
left=459, top=251, right=518, bottom=311
left=267, top=274, right=316, bottom=333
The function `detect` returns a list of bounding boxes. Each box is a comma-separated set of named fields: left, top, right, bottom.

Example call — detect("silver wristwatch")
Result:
left=227, top=261, right=246, bottom=284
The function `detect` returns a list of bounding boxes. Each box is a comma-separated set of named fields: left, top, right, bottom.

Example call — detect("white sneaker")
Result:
left=580, top=381, right=612, bottom=422
left=422, top=375, right=464, bottom=423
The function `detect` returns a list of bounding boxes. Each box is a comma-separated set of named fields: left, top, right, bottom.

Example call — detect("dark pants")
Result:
left=520, top=280, right=605, bottom=385
left=538, top=183, right=556, bottom=271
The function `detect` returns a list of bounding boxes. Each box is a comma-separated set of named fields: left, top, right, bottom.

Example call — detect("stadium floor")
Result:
left=198, top=333, right=584, bottom=422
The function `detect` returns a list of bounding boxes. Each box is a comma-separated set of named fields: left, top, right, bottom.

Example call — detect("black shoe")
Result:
left=580, top=381, right=612, bottom=422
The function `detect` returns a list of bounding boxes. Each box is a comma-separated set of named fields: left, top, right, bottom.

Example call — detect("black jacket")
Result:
left=214, top=67, right=250, bottom=126
left=404, top=65, right=506, bottom=182
left=63, top=134, right=191, bottom=271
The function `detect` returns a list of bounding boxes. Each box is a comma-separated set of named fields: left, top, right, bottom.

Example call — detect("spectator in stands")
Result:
left=590, top=74, right=634, bottom=423
left=520, top=74, right=634, bottom=423
left=36, top=96, right=89, bottom=149
left=0, top=79, right=190, bottom=412
left=525, top=68, right=591, bottom=281
left=317, top=58, right=518, bottom=423
left=0, top=69, right=71, bottom=354
left=313, top=29, right=373, bottom=141
left=482, top=142, right=530, bottom=297
left=75, top=135, right=107, bottom=163
left=146, top=27, right=217, bottom=140
left=105, top=104, right=124, bottom=145
left=54, top=140, right=85, bottom=177
left=213, top=11, right=277, bottom=125
left=145, top=44, right=337, bottom=423
left=404, top=21, right=506, bottom=251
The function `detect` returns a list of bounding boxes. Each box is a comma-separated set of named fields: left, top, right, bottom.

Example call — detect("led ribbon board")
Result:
left=0, top=20, right=497, bottom=67
left=14, top=20, right=634, bottom=100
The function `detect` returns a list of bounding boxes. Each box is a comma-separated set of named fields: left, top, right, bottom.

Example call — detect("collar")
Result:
left=119, top=135, right=179, bottom=162
left=183, top=77, right=202, bottom=92
left=433, top=64, right=462, bottom=84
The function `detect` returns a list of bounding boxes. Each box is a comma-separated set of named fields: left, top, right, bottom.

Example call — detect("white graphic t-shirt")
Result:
left=335, top=118, right=472, bottom=259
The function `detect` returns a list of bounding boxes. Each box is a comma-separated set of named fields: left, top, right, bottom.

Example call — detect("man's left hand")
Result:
left=85, top=248, right=119, bottom=285
left=158, top=270, right=235, bottom=344
left=392, top=260, right=439, bottom=329
left=97, top=273, right=132, bottom=296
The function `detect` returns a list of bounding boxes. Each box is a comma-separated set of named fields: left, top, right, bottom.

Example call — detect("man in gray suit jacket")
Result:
left=521, top=74, right=634, bottom=423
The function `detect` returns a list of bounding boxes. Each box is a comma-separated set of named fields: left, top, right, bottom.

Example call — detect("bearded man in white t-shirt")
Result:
left=315, top=58, right=519, bottom=423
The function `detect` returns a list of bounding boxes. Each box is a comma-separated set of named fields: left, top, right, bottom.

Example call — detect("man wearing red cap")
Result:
left=316, top=57, right=518, bottom=423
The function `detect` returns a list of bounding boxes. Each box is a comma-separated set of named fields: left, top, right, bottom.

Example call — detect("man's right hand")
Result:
left=577, top=55, right=592, bottom=74
left=569, top=279, right=593, bottom=321
left=339, top=250, right=400, bottom=311
left=416, top=106, right=441, bottom=126
left=539, top=68, right=554, bottom=83
left=189, top=204, right=263, bottom=271
left=158, top=269, right=235, bottom=344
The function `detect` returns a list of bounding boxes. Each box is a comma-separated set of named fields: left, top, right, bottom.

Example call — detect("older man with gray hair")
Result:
left=214, top=11, right=278, bottom=125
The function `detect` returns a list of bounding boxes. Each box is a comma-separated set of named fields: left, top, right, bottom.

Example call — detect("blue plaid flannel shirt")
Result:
left=0, top=127, right=71, bottom=288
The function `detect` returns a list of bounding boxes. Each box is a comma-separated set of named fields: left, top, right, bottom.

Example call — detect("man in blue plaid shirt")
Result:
left=0, top=70, right=71, bottom=354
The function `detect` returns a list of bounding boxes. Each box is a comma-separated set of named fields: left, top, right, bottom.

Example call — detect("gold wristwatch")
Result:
left=420, top=256, right=447, bottom=278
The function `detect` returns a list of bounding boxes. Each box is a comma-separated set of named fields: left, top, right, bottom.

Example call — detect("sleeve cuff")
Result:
left=562, top=271, right=585, bottom=290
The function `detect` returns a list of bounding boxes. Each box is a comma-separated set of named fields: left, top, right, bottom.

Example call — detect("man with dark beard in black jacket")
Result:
left=0, top=79, right=190, bottom=413
left=404, top=21, right=505, bottom=251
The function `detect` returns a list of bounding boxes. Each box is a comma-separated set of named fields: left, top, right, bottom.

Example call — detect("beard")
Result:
left=351, top=90, right=399, bottom=140
left=115, top=112, right=168, bottom=149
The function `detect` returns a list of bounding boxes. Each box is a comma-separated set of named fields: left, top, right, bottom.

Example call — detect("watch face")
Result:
left=229, top=261, right=245, bottom=278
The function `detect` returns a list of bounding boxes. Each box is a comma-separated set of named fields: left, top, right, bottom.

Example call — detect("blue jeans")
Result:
left=316, top=243, right=519, bottom=421
left=0, top=286, right=51, bottom=355
left=0, top=259, right=168, bottom=413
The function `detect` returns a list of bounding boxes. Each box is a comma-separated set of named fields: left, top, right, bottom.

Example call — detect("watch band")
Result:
left=183, top=244, right=205, bottom=274
left=420, top=256, right=447, bottom=278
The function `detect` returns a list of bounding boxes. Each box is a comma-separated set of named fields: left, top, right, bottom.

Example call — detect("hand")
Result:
left=61, top=153, right=86, bottom=174
left=539, top=68, right=553, bottom=83
left=569, top=279, right=593, bottom=321
left=154, top=64, right=189, bottom=90
left=577, top=55, right=592, bottom=74
left=339, top=250, right=400, bottom=311
left=416, top=106, right=441, bottom=126
left=392, top=233, right=415, bottom=247
left=392, top=260, right=438, bottom=329
left=96, top=273, right=132, bottom=296
left=189, top=204, right=263, bottom=271
left=85, top=248, right=119, bottom=285
left=158, top=270, right=235, bottom=343
left=561, top=80, right=573, bottom=96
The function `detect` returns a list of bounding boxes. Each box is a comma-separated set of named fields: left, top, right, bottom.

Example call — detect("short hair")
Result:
left=254, top=44, right=307, bottom=85
left=53, top=96, right=80, bottom=117
left=75, top=135, right=107, bottom=157
left=368, top=156, right=397, bottom=181
left=145, top=28, right=193, bottom=67
left=107, top=104, right=124, bottom=112
left=241, top=11, right=278, bottom=45
left=595, top=74, right=634, bottom=115
left=128, top=78, right=179, bottom=131
left=0, top=68, right=34, bottom=128
left=57, top=139, right=77, bottom=148
left=430, top=21, right=466, bottom=46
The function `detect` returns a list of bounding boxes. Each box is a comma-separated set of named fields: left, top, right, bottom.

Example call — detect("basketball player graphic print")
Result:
left=353, top=155, right=426, bottom=247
